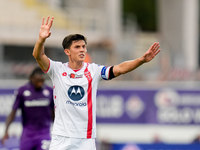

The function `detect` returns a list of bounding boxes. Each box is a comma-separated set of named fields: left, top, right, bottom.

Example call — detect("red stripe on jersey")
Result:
left=84, top=65, right=93, bottom=138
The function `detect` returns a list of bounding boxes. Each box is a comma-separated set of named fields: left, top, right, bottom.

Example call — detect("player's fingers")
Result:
left=154, top=49, right=161, bottom=56
left=150, top=42, right=158, bottom=51
left=49, top=17, right=54, bottom=27
left=153, top=42, right=160, bottom=50
left=42, top=17, right=45, bottom=25
left=154, top=44, right=160, bottom=52
left=150, top=42, right=156, bottom=50
left=152, top=43, right=160, bottom=53
left=45, top=16, right=50, bottom=25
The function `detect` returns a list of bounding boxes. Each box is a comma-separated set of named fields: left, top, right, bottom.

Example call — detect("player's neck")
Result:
left=68, top=61, right=84, bottom=70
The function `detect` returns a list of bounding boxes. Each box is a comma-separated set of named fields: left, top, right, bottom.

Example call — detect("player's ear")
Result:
left=64, top=49, right=70, bottom=56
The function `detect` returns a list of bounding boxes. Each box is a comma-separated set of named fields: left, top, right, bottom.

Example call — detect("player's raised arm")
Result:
left=32, top=16, right=54, bottom=72
left=113, top=42, right=161, bottom=77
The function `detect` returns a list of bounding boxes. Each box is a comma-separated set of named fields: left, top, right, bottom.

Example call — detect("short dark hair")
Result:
left=62, top=34, right=87, bottom=49
left=29, top=67, right=44, bottom=78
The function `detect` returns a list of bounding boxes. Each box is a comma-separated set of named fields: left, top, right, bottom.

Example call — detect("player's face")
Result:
left=66, top=40, right=87, bottom=62
left=31, top=74, right=45, bottom=90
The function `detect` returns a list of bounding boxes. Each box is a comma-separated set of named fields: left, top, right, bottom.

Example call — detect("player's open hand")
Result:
left=142, top=42, right=161, bottom=63
left=39, top=16, right=54, bottom=40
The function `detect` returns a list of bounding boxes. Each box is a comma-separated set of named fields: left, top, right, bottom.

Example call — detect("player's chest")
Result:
left=22, top=89, right=51, bottom=107
left=58, top=68, right=93, bottom=86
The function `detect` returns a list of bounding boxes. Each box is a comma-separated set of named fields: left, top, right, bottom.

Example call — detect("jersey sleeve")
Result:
left=12, top=89, right=23, bottom=110
left=46, top=58, right=63, bottom=79
left=92, top=64, right=114, bottom=80
left=101, top=66, right=112, bottom=80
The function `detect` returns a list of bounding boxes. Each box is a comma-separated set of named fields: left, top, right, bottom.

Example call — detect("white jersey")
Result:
left=46, top=59, right=111, bottom=139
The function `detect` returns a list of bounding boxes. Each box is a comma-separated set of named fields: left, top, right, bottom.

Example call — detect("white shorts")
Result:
left=49, top=134, right=96, bottom=150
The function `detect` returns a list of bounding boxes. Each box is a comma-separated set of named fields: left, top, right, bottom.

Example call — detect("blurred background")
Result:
left=1, top=0, right=200, bottom=149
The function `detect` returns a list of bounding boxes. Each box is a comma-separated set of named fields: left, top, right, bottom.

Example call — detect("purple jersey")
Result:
left=12, top=82, right=54, bottom=149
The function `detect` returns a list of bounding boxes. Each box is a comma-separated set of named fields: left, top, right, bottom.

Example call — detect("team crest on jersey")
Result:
left=23, top=90, right=31, bottom=96
left=68, top=86, right=85, bottom=101
left=43, top=89, right=50, bottom=96
left=69, top=73, right=83, bottom=79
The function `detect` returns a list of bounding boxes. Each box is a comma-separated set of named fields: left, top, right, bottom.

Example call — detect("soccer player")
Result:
left=32, top=16, right=161, bottom=150
left=1, top=67, right=54, bottom=150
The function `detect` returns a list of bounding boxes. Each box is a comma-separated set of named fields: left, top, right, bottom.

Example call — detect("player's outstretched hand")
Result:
left=39, top=16, right=54, bottom=40
left=142, top=42, right=161, bottom=63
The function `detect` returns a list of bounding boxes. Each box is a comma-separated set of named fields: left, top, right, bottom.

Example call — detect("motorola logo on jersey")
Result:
left=68, top=86, right=85, bottom=101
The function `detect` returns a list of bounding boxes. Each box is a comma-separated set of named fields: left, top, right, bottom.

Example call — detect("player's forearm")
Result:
left=4, top=111, right=16, bottom=134
left=32, top=37, right=46, bottom=60
left=5, top=120, right=12, bottom=134
left=114, top=57, right=145, bottom=76
left=33, top=37, right=50, bottom=71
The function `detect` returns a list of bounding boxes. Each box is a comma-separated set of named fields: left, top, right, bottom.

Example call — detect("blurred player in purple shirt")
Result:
left=1, top=67, right=54, bottom=150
